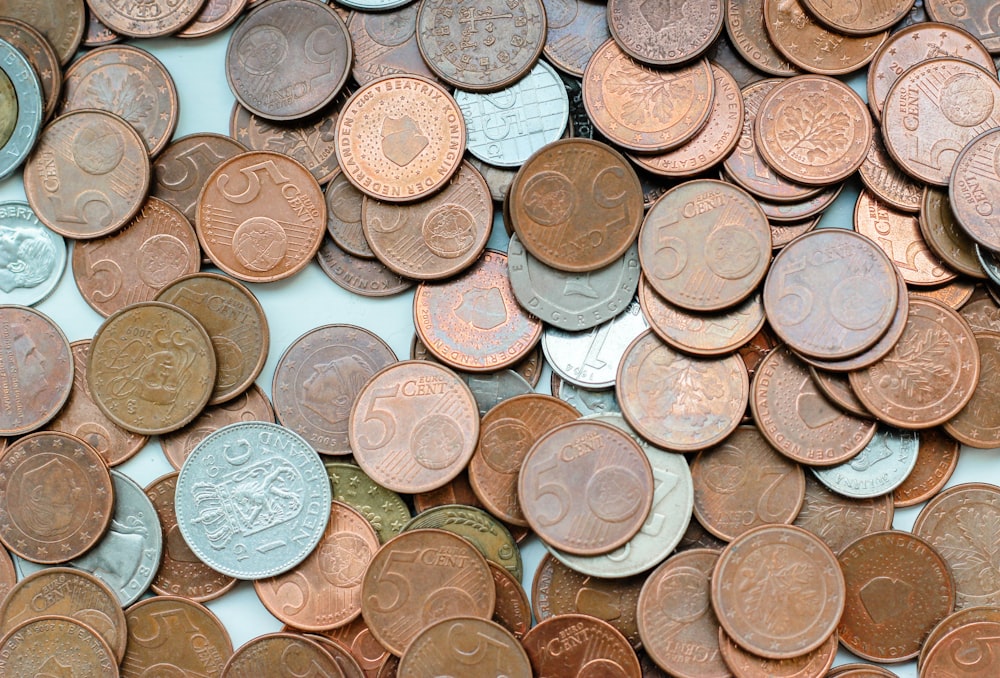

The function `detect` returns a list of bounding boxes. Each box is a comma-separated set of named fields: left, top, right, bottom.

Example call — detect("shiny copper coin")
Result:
left=892, top=427, right=959, bottom=508
left=23, top=109, right=150, bottom=239
left=718, top=627, right=838, bottom=678
left=335, top=74, right=465, bottom=203
left=541, top=0, right=610, bottom=77
left=582, top=40, right=714, bottom=152
left=0, top=615, right=117, bottom=676
left=0, top=305, right=73, bottom=436
left=348, top=5, right=439, bottom=87
left=808, top=366, right=871, bottom=418
left=349, top=360, right=479, bottom=494
left=222, top=632, right=344, bottom=677
left=712, top=524, right=845, bottom=659
left=920, top=187, right=986, bottom=280
left=691, top=425, right=806, bottom=541
left=801, top=0, right=914, bottom=34
left=951, top=127, right=1000, bottom=252
left=88, top=0, right=202, bottom=37
left=617, top=330, right=749, bottom=452
left=326, top=168, right=373, bottom=259
left=413, top=251, right=543, bottom=372
left=226, top=0, right=352, bottom=121
left=0, top=431, right=113, bottom=564
left=724, top=0, right=800, bottom=77
left=317, top=616, right=392, bottom=677
left=912, top=279, right=976, bottom=309
left=399, top=617, right=531, bottom=677
left=469, top=393, right=579, bottom=527
left=317, top=235, right=413, bottom=297
left=362, top=160, right=491, bottom=280
left=927, top=0, right=1000, bottom=52
left=942, top=332, right=1000, bottom=446
left=0, top=19, right=60, bottom=122
left=794, top=474, right=894, bottom=555
left=176, top=0, right=248, bottom=39
left=837, top=530, right=955, bottom=662
left=489, top=562, right=530, bottom=641
left=607, top=0, right=723, bottom=66
left=859, top=130, right=923, bottom=212
left=849, top=296, right=980, bottom=429
left=197, top=151, right=326, bottom=282
left=0, top=0, right=85, bottom=65
left=922, top=620, right=1000, bottom=676
left=360, top=528, right=495, bottom=657
left=522, top=614, right=641, bottom=677
left=87, top=301, right=217, bottom=435
left=153, top=133, right=247, bottom=224
left=122, top=596, right=233, bottom=677
left=919, top=606, right=1000, bottom=670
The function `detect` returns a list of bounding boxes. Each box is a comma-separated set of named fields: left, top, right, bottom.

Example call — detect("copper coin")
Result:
left=197, top=151, right=327, bottom=282
left=691, top=425, right=806, bottom=542
left=912, top=279, right=976, bottom=309
left=541, top=0, right=610, bottom=77
left=849, top=296, right=980, bottom=429
left=256, top=500, right=379, bottom=631
left=87, top=301, right=217, bottom=435
left=801, top=0, right=914, bottom=34
left=793, top=474, right=893, bottom=555
left=360, top=528, right=495, bottom=657
left=326, top=168, right=373, bottom=259
left=582, top=40, right=715, bottom=152
left=960, top=286, right=1000, bottom=332
left=0, top=615, right=117, bottom=676
left=859, top=130, right=923, bottom=213
left=399, top=617, right=531, bottom=678
left=0, top=0, right=85, bottom=65
left=273, top=323, right=396, bottom=457
left=413, top=334, right=542, bottom=388
left=46, top=340, right=148, bottom=467
left=951, top=127, right=1000, bottom=252
left=0, top=305, right=73, bottom=436
left=808, top=366, right=871, bottom=418
left=348, top=5, right=439, bottom=87
left=226, top=0, right=352, bottom=121
left=892, top=427, right=960, bottom=507
left=335, top=74, right=465, bottom=203
left=0, top=546, right=13, bottom=603
left=770, top=217, right=821, bottom=250
left=920, top=187, right=986, bottom=280
left=755, top=182, right=843, bottom=223
left=413, top=251, right=543, bottom=372
left=826, top=664, right=899, bottom=677
left=0, top=19, right=60, bottom=123
left=837, top=530, right=955, bottom=662
left=415, top=0, right=546, bottom=91
left=362, top=160, right=491, bottom=280
left=222, top=632, right=344, bottom=677
left=919, top=606, right=1000, bottom=670
left=942, top=331, right=1000, bottom=446
left=153, top=133, right=248, bottom=224
left=0, top=431, right=113, bottom=564
left=639, top=179, right=770, bottom=312
left=23, top=109, right=150, bottom=239
left=122, top=596, right=233, bottom=676
left=724, top=0, right=800, bottom=77
left=509, top=137, right=642, bottom=272
left=88, top=0, right=203, bottom=37
left=617, top=330, right=749, bottom=452
left=468, top=393, right=579, bottom=527
left=676, top=516, right=728, bottom=553
left=522, top=614, right=641, bottom=677
left=317, top=235, right=414, bottom=297
left=316, top=616, right=393, bottom=677
left=176, top=0, right=248, bottom=39
left=326, top=461, right=411, bottom=545
left=0, top=567, right=126, bottom=662
left=922, top=620, right=1000, bottom=676
left=631, top=62, right=744, bottom=178
left=718, top=627, right=838, bottom=678
left=607, top=0, right=723, bottom=66
left=883, top=58, right=1000, bottom=186
left=82, top=7, right=120, bottom=47
left=927, top=0, right=1000, bottom=52
left=712, top=524, right=845, bottom=659
left=489, top=562, right=530, bottom=641
left=763, top=0, right=887, bottom=75
left=349, top=360, right=479, bottom=494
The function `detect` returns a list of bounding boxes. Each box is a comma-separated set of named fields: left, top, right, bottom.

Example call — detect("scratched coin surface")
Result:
left=0, top=201, right=65, bottom=308
left=522, top=613, right=641, bottom=677
left=793, top=474, right=894, bottom=556
left=153, top=133, right=248, bottom=224
left=121, top=596, right=233, bottom=677
left=927, top=0, right=1000, bottom=52
left=607, top=0, right=722, bottom=66
left=0, top=615, right=117, bottom=677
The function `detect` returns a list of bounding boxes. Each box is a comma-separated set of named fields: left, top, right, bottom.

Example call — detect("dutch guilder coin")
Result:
left=175, top=422, right=332, bottom=579
left=0, top=35, right=42, bottom=181
left=0, top=201, right=65, bottom=307
left=812, top=426, right=920, bottom=499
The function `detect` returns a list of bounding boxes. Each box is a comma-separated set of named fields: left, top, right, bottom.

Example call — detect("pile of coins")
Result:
left=2, top=0, right=1000, bottom=675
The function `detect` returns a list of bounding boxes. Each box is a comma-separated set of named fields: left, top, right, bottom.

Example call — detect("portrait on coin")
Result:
left=0, top=223, right=57, bottom=293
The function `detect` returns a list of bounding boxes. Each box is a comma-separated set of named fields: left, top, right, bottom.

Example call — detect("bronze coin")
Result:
left=362, top=160, right=492, bottom=280
left=23, top=109, right=151, bottom=239
left=859, top=130, right=923, bottom=213
left=398, top=617, right=531, bottom=678
left=808, top=365, right=872, bottom=418
left=415, top=0, right=546, bottom=91
left=826, top=664, right=899, bottom=677
left=960, top=286, right=1000, bottom=332
left=0, top=615, right=117, bottom=676
left=176, top=0, right=249, bottom=39
left=837, top=530, right=955, bottom=663
left=712, top=524, right=845, bottom=659
left=348, top=5, right=439, bottom=87
left=754, top=181, right=843, bottom=223
left=412, top=251, right=543, bottom=372
left=676, top=516, right=728, bottom=553
left=0, top=19, right=61, bottom=123
left=691, top=424, right=806, bottom=542
left=488, top=561, right=530, bottom=641
left=82, top=6, right=120, bottom=48
left=951, top=127, right=1000, bottom=252
left=326, top=168, right=374, bottom=259
left=724, top=0, right=800, bottom=77
left=46, top=340, right=148, bottom=467
left=317, top=235, right=414, bottom=297
left=927, top=0, right=1000, bottom=52
left=349, top=360, right=479, bottom=494
left=911, top=279, right=976, bottom=309
left=413, top=334, right=543, bottom=389
left=607, top=0, right=723, bottom=66
left=920, top=187, right=987, bottom=280
left=801, top=0, right=914, bottom=34
left=360, top=528, right=495, bottom=657
left=942, top=331, right=1000, bottom=447
left=718, top=627, right=838, bottom=678
left=892, top=427, right=960, bottom=508
left=0, top=546, right=13, bottom=603
left=468, top=393, right=579, bottom=527
left=153, top=133, right=248, bottom=224
left=335, top=74, right=465, bottom=203
left=222, top=632, right=345, bottom=677
left=0, top=305, right=73, bottom=436
left=88, top=301, right=217, bottom=435
left=770, top=217, right=821, bottom=249
left=0, top=0, right=85, bottom=66
left=326, top=461, right=411, bottom=545
left=226, top=0, right=352, bottom=121
left=849, top=296, right=980, bottom=429
left=197, top=151, right=327, bottom=282
left=919, top=606, right=1000, bottom=670
left=582, top=39, right=715, bottom=153
left=122, top=596, right=233, bottom=676
left=793, top=474, right=894, bottom=555
left=922, top=620, right=1000, bottom=676
left=316, top=615, right=393, bottom=677
left=705, top=28, right=771, bottom=92
left=522, top=614, right=641, bottom=677
left=88, top=0, right=202, bottom=37
left=541, top=0, right=610, bottom=77
left=0, top=431, right=113, bottom=564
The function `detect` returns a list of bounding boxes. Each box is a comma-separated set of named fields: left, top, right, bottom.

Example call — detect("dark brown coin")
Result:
left=755, top=182, right=843, bottom=223
left=177, top=0, right=247, bottom=39
left=801, top=0, right=914, bottom=34
left=892, top=427, right=960, bottom=508
left=326, top=168, right=373, bottom=259
left=317, top=235, right=414, bottom=297
left=676, top=516, right=728, bottom=553
left=849, top=296, right=980, bottom=429
left=522, top=614, right=641, bottom=677
left=724, top=0, right=800, bottom=77
left=718, top=627, right=838, bottom=678
left=222, top=632, right=344, bottom=677
left=23, top=109, right=150, bottom=239
left=922, top=620, right=1000, bottom=676
left=942, top=331, right=1000, bottom=446
left=808, top=366, right=871, bottom=418
left=226, top=0, right=352, bottom=121
left=712, top=524, right=845, bottom=659
left=348, top=5, right=439, bottom=87
left=920, top=187, right=987, bottom=280
left=0, top=0, right=85, bottom=65
left=489, top=562, right=530, bottom=641
left=607, top=0, right=723, bottom=66
left=794, top=474, right=893, bottom=555
left=0, top=19, right=60, bottom=122
left=0, top=305, right=73, bottom=436
left=0, top=431, right=113, bottom=564
left=542, top=0, right=610, bottom=77
left=153, top=133, right=248, bottom=224
left=960, top=286, right=1000, bottom=332
left=399, top=617, right=531, bottom=678
left=859, top=130, right=923, bottom=213
left=197, top=151, right=327, bottom=282
left=691, top=425, right=806, bottom=542
left=927, top=0, right=1000, bottom=52
left=0, top=615, right=117, bottom=676
left=837, top=530, right=955, bottom=662
left=87, top=301, right=217, bottom=435
left=122, top=596, right=233, bottom=677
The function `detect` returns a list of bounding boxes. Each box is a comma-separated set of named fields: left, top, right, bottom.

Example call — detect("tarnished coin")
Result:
left=892, top=427, right=960, bottom=507
left=552, top=374, right=620, bottom=416
left=88, top=0, right=203, bottom=37
left=399, top=617, right=531, bottom=678
left=489, top=562, right=530, bottom=641
left=82, top=7, right=120, bottom=47
left=809, top=366, right=871, bottom=419
left=911, top=279, right=976, bottom=309
left=607, top=0, right=722, bottom=66
left=325, top=168, right=372, bottom=259
left=153, top=133, right=247, bottom=224
left=0, top=19, right=60, bottom=124
left=0, top=615, right=117, bottom=677
left=919, top=607, right=1000, bottom=670
left=920, top=187, right=986, bottom=280
left=458, top=370, right=534, bottom=417
left=794, top=474, right=894, bottom=555
left=755, top=182, right=843, bottom=223
left=222, top=633, right=346, bottom=677
left=718, top=623, right=838, bottom=678
left=724, top=0, right=799, bottom=77
left=522, top=614, right=641, bottom=677
left=326, top=461, right=411, bottom=544
left=859, top=130, right=923, bottom=212
left=226, top=0, right=352, bottom=121
left=541, top=0, right=610, bottom=77
left=198, top=151, right=326, bottom=282
left=942, top=329, right=999, bottom=445
left=122, top=596, right=233, bottom=677
left=0, top=0, right=85, bottom=65
left=951, top=127, right=1000, bottom=252
left=317, top=235, right=413, bottom=297
left=403, top=504, right=522, bottom=581
left=922, top=620, right=1000, bottom=676
left=0, top=547, right=12, bottom=603
left=24, top=109, right=150, bottom=239
left=801, top=0, right=914, bottom=34
left=176, top=0, right=248, bottom=39
left=316, top=615, right=393, bottom=676
left=347, top=4, right=439, bottom=87
left=927, top=0, right=1000, bottom=52
left=812, top=426, right=920, bottom=499
left=0, top=201, right=65, bottom=307
left=175, top=422, right=332, bottom=579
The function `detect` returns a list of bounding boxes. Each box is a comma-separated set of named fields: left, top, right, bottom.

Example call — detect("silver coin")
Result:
left=547, top=412, right=693, bottom=578
left=553, top=374, right=620, bottom=415
left=976, top=244, right=1000, bottom=286
left=0, top=201, right=65, bottom=306
left=458, top=369, right=533, bottom=417
left=333, top=0, right=413, bottom=12
left=508, top=233, right=640, bottom=331
left=175, top=421, right=332, bottom=579
left=0, top=38, right=42, bottom=181
left=456, top=59, right=569, bottom=168
left=542, top=298, right=648, bottom=388
left=811, top=426, right=920, bottom=499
